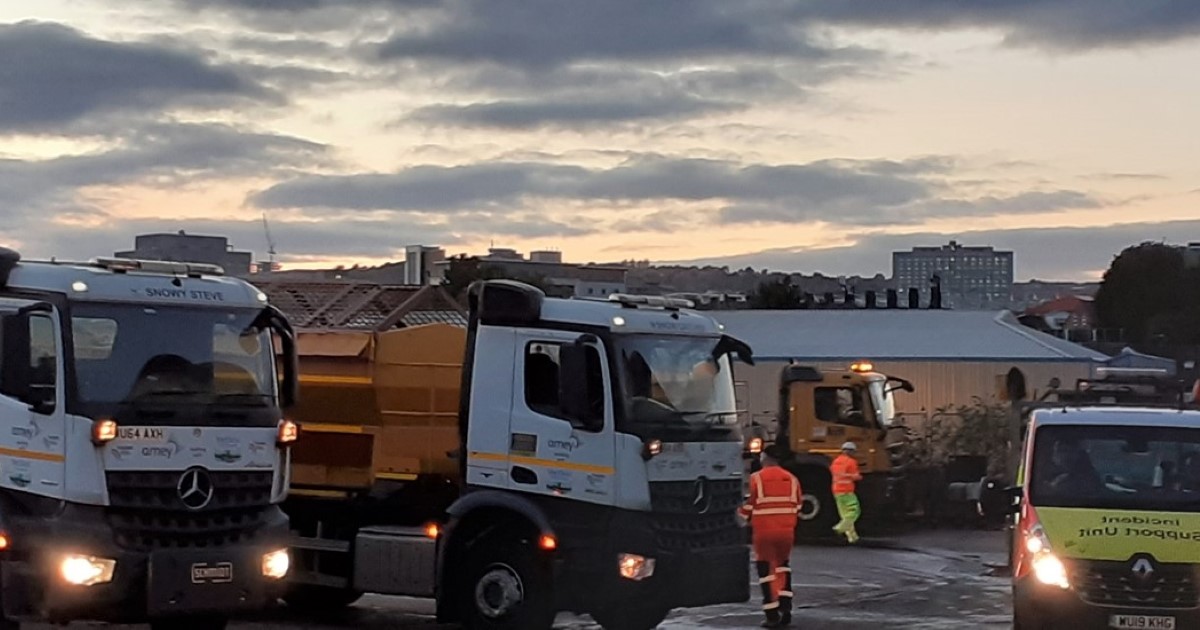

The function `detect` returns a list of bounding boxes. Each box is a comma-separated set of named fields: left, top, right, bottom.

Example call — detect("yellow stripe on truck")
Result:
left=470, top=451, right=615, bottom=475
left=0, top=446, right=65, bottom=463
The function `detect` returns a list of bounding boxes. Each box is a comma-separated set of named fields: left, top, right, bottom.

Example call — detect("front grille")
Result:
left=649, top=479, right=745, bottom=552
left=106, top=471, right=275, bottom=550
left=1071, top=559, right=1200, bottom=609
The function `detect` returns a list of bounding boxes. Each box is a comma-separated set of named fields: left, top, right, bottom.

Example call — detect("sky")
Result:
left=2, top=1, right=1198, bottom=281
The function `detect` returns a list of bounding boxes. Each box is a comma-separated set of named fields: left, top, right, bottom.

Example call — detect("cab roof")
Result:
left=1031, top=406, right=1200, bottom=429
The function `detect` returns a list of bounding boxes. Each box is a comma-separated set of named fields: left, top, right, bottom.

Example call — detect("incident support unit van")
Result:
left=1011, top=405, right=1200, bottom=630
left=282, top=279, right=755, bottom=630
left=0, top=249, right=299, bottom=630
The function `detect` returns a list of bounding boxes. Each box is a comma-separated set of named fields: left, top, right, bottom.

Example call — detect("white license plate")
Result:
left=1110, top=615, right=1175, bottom=629
left=191, top=562, right=233, bottom=584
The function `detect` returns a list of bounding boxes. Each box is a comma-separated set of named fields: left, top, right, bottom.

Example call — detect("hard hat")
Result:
left=841, top=441, right=857, bottom=451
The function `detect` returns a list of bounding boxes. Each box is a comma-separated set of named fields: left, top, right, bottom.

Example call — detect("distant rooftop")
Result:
left=714, top=309, right=1107, bottom=363
left=251, top=279, right=466, bottom=331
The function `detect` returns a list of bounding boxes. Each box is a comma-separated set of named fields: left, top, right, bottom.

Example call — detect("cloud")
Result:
left=254, top=156, right=942, bottom=220
left=800, top=1, right=1200, bottom=50
left=667, top=219, right=1200, bottom=281
left=374, top=0, right=839, bottom=70
left=0, top=123, right=327, bottom=217
left=407, top=95, right=740, bottom=130
left=0, top=21, right=281, bottom=134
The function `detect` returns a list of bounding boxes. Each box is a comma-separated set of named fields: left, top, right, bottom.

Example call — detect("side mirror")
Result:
left=559, top=342, right=602, bottom=431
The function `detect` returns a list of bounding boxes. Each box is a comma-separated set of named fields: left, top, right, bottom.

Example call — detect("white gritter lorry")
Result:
left=0, top=248, right=299, bottom=630
left=282, top=279, right=756, bottom=630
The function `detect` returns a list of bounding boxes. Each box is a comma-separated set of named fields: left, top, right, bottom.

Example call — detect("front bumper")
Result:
left=1014, top=574, right=1200, bottom=629
left=2, top=504, right=289, bottom=624
left=554, top=509, right=750, bottom=613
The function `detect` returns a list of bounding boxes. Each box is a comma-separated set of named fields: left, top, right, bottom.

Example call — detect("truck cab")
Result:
left=769, top=362, right=913, bottom=538
left=0, top=249, right=298, bottom=630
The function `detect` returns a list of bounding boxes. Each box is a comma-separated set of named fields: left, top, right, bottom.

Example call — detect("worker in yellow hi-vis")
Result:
left=831, top=441, right=863, bottom=543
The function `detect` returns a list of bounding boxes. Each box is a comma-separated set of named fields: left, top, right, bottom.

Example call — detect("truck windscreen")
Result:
left=1030, top=424, right=1200, bottom=513
left=70, top=303, right=277, bottom=417
left=615, top=334, right=740, bottom=442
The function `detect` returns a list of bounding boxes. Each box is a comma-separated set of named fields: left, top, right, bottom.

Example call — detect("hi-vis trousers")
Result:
left=753, top=531, right=793, bottom=620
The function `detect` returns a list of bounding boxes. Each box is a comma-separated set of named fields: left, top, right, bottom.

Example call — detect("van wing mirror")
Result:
left=559, top=340, right=603, bottom=431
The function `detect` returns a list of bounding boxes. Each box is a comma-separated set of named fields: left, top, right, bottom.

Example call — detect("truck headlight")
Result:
left=1032, top=553, right=1069, bottom=589
left=262, top=548, right=290, bottom=579
left=60, top=555, right=116, bottom=586
left=618, top=553, right=656, bottom=581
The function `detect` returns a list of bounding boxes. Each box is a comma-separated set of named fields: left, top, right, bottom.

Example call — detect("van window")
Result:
left=1030, top=425, right=1200, bottom=512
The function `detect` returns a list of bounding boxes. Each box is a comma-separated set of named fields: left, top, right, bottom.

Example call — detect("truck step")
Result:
left=289, top=536, right=352, bottom=554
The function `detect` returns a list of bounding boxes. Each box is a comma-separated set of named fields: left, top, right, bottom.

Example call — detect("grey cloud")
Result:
left=406, top=95, right=740, bottom=130
left=667, top=220, right=1200, bottom=281
left=254, top=157, right=941, bottom=222
left=0, top=123, right=327, bottom=217
left=375, top=0, right=830, bottom=70
left=801, top=1, right=1200, bottom=50
left=0, top=21, right=280, bottom=133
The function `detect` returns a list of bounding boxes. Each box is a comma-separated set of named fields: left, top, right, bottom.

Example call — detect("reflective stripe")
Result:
left=778, top=590, right=794, bottom=598
left=775, top=567, right=791, bottom=574
left=763, top=602, right=780, bottom=611
left=757, top=495, right=795, bottom=504
left=759, top=576, right=775, bottom=584
left=752, top=507, right=800, bottom=516
left=754, top=474, right=765, bottom=500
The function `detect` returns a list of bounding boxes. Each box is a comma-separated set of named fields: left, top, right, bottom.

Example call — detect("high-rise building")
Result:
left=404, top=245, right=447, bottom=285
left=892, top=240, right=1014, bottom=309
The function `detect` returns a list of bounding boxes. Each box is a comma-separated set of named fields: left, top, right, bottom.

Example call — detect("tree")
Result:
left=749, top=277, right=802, bottom=309
left=1094, top=242, right=1200, bottom=344
left=440, top=255, right=553, bottom=300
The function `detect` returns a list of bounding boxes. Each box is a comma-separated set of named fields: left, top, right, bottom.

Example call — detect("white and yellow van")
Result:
left=1012, top=406, right=1200, bottom=630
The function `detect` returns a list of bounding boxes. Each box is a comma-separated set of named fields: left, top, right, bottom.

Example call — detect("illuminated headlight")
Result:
left=1032, top=553, right=1070, bottom=589
left=60, top=555, right=116, bottom=586
left=618, top=553, right=655, bottom=581
left=262, top=548, right=290, bottom=580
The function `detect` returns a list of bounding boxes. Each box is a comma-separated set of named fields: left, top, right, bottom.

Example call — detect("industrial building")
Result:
left=714, top=309, right=1106, bottom=433
left=116, top=231, right=254, bottom=276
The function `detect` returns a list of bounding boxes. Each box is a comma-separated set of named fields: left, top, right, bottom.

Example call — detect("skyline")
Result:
left=2, top=2, right=1198, bottom=281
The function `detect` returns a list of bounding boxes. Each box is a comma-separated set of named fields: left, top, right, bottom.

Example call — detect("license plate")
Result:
left=1110, top=615, right=1175, bottom=629
left=190, top=562, right=233, bottom=584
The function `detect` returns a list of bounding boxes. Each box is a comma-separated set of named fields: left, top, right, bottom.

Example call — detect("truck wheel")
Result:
left=150, top=617, right=227, bottom=630
left=282, top=584, right=364, bottom=612
left=793, top=468, right=838, bottom=539
left=463, top=539, right=555, bottom=630
left=591, top=606, right=671, bottom=630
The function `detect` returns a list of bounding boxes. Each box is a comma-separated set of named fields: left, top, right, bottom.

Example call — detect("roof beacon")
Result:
left=607, top=293, right=695, bottom=310
left=90, top=256, right=226, bottom=278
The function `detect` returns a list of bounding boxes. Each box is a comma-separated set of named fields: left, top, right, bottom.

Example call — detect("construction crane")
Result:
left=262, top=211, right=278, bottom=272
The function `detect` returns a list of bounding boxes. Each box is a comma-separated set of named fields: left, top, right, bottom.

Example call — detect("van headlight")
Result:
left=1032, top=553, right=1070, bottom=589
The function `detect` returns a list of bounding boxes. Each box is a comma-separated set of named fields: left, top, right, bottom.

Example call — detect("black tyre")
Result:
left=462, top=539, right=555, bottom=630
left=591, top=606, right=671, bottom=630
left=282, top=584, right=364, bottom=612
left=150, top=617, right=227, bottom=630
left=793, top=467, right=838, bottom=540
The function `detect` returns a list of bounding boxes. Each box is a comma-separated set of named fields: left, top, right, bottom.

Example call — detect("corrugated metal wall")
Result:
left=734, top=359, right=1095, bottom=436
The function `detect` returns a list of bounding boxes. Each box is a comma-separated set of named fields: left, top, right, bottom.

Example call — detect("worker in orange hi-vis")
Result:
left=831, top=441, right=864, bottom=544
left=739, top=445, right=801, bottom=628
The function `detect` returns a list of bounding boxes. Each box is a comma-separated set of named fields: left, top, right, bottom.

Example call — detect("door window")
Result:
left=523, top=341, right=605, bottom=429
left=814, top=386, right=869, bottom=428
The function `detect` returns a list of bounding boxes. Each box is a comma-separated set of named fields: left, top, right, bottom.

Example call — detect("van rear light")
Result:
left=92, top=419, right=118, bottom=445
